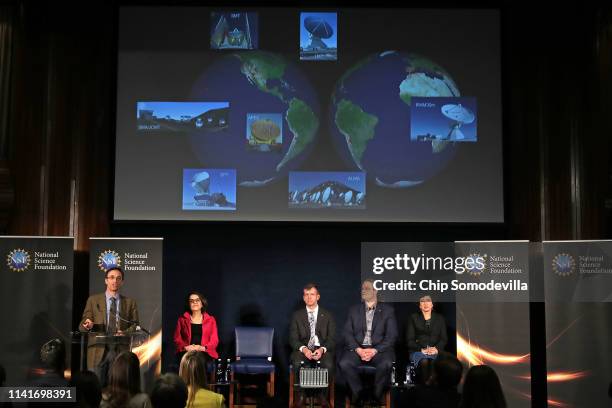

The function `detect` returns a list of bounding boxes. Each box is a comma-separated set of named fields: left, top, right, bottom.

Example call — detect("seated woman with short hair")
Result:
left=179, top=351, right=225, bottom=408
left=406, top=295, right=448, bottom=368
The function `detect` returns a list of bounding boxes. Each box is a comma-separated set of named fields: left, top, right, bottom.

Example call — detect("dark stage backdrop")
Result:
left=110, top=223, right=469, bottom=399
left=0, top=236, right=73, bottom=386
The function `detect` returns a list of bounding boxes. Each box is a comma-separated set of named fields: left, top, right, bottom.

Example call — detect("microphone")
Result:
left=109, top=308, right=151, bottom=335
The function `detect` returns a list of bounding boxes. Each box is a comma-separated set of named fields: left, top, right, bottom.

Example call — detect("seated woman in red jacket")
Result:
left=173, top=292, right=219, bottom=363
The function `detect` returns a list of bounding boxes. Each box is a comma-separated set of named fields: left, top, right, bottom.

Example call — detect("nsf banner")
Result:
left=0, top=236, right=73, bottom=386
left=543, top=240, right=612, bottom=302
left=361, top=242, right=530, bottom=302
left=544, top=241, right=612, bottom=407
left=88, top=238, right=163, bottom=386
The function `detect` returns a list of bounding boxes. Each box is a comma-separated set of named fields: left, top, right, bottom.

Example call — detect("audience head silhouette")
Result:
left=460, top=365, right=507, bottom=408
left=151, top=373, right=188, bottom=408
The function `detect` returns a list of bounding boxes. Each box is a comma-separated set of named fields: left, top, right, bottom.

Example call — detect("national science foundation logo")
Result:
left=552, top=253, right=575, bottom=277
left=7, top=249, right=31, bottom=272
left=465, top=253, right=488, bottom=277
left=98, top=250, right=121, bottom=272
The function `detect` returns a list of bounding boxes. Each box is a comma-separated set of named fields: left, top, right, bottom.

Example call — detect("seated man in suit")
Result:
left=289, top=283, right=336, bottom=408
left=79, top=267, right=139, bottom=384
left=339, top=279, right=398, bottom=405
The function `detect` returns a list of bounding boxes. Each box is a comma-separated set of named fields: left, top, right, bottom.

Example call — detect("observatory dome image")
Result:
left=331, top=51, right=461, bottom=187
left=189, top=51, right=320, bottom=186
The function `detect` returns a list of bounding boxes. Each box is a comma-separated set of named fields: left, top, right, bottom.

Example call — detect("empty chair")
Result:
left=231, top=327, right=276, bottom=403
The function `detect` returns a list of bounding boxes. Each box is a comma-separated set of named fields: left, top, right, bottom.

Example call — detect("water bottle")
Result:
left=224, top=358, right=231, bottom=383
left=216, top=358, right=223, bottom=383
left=390, top=361, right=396, bottom=386
left=299, top=360, right=304, bottom=386
left=405, top=364, right=412, bottom=385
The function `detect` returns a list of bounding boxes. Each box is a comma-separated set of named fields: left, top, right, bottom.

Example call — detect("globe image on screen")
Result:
left=190, top=51, right=320, bottom=186
left=331, top=51, right=461, bottom=187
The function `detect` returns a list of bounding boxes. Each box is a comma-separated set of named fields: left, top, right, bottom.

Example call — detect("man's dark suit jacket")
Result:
left=289, top=306, right=336, bottom=353
left=343, top=303, right=397, bottom=353
left=406, top=312, right=447, bottom=352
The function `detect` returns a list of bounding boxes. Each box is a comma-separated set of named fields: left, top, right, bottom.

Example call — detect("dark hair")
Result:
left=460, top=365, right=507, bottom=408
left=105, top=352, right=141, bottom=408
left=40, top=338, right=66, bottom=375
left=303, top=283, right=319, bottom=294
left=105, top=267, right=124, bottom=279
left=179, top=351, right=208, bottom=408
left=69, top=370, right=102, bottom=408
left=184, top=292, right=208, bottom=314
left=433, top=354, right=463, bottom=389
left=151, top=373, right=188, bottom=408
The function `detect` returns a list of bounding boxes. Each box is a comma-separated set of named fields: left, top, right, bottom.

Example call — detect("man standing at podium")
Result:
left=79, top=267, right=139, bottom=375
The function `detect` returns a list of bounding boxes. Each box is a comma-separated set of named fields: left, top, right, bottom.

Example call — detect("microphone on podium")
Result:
left=109, top=308, right=151, bottom=335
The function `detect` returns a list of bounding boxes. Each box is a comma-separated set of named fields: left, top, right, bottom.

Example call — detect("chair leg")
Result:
left=289, top=370, right=294, bottom=407
left=209, top=371, right=215, bottom=386
left=269, top=371, right=275, bottom=397
left=232, top=371, right=238, bottom=405
left=385, top=389, right=390, bottom=408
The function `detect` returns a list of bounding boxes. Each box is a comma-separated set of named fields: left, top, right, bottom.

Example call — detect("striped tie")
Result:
left=307, top=311, right=316, bottom=349
left=108, top=297, right=117, bottom=333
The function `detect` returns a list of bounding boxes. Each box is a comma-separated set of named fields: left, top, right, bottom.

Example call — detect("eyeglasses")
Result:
left=189, top=299, right=201, bottom=303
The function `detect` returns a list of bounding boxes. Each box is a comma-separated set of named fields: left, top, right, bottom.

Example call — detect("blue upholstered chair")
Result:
left=231, top=327, right=276, bottom=400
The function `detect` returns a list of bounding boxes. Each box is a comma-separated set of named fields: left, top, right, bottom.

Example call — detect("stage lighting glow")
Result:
left=133, top=330, right=162, bottom=367
left=457, top=333, right=530, bottom=366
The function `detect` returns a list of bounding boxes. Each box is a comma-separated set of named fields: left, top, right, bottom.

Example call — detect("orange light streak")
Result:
left=456, top=333, right=530, bottom=366
left=547, top=371, right=589, bottom=382
left=133, top=330, right=162, bottom=367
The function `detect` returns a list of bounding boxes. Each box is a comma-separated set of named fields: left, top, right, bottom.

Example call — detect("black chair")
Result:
left=289, top=361, right=335, bottom=408
left=343, top=364, right=391, bottom=408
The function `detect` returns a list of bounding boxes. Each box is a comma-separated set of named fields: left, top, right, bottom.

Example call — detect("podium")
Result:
left=71, top=330, right=149, bottom=371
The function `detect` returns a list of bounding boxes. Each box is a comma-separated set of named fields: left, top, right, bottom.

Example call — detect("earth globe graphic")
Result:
left=189, top=51, right=320, bottom=186
left=330, top=51, right=461, bottom=187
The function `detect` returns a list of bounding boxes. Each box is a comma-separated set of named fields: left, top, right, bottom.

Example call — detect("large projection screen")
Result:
left=115, top=7, right=503, bottom=222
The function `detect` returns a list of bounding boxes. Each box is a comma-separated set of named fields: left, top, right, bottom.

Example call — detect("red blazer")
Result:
left=173, top=311, right=219, bottom=359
